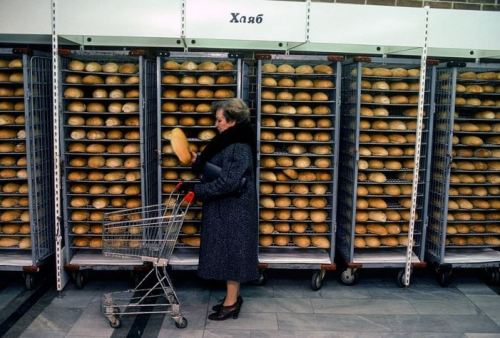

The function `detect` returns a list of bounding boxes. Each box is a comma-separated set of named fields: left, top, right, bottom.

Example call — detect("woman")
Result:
left=187, top=98, right=258, bottom=321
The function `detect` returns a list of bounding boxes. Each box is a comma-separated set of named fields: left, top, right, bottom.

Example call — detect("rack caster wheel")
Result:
left=74, top=271, right=87, bottom=289
left=339, top=268, right=358, bottom=286
left=24, top=273, right=35, bottom=290
left=396, top=269, right=411, bottom=288
left=484, top=268, right=500, bottom=286
left=254, top=270, right=268, bottom=286
left=436, top=268, right=453, bottom=287
left=174, top=317, right=188, bottom=329
left=109, top=317, right=121, bottom=328
left=311, top=270, right=326, bottom=291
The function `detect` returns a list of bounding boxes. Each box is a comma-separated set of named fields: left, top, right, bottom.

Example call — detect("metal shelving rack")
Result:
left=59, top=50, right=157, bottom=288
left=337, top=57, right=435, bottom=286
left=428, top=62, right=500, bottom=286
left=157, top=52, right=252, bottom=271
left=256, top=55, right=341, bottom=290
left=0, top=48, right=54, bottom=289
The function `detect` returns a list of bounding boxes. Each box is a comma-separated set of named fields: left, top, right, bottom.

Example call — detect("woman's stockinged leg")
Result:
left=223, top=280, right=240, bottom=306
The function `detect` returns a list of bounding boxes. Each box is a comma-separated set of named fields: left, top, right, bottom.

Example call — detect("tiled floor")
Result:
left=1, top=269, right=499, bottom=338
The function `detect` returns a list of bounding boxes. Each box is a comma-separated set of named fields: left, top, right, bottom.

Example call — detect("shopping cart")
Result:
left=101, top=187, right=195, bottom=329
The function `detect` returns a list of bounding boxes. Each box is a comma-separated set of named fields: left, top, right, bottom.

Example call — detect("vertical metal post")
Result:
left=403, top=5, right=430, bottom=286
left=52, top=0, right=67, bottom=292
left=181, top=0, right=188, bottom=52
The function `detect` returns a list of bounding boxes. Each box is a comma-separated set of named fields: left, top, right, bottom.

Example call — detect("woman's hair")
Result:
left=212, top=98, right=250, bottom=123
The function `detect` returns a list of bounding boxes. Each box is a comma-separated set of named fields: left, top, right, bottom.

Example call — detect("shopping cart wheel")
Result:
left=174, top=317, right=188, bottom=329
left=109, top=317, right=121, bottom=328
left=24, top=273, right=35, bottom=290
left=396, top=269, right=411, bottom=288
left=311, top=270, right=326, bottom=291
left=436, top=267, right=453, bottom=287
left=339, top=268, right=358, bottom=286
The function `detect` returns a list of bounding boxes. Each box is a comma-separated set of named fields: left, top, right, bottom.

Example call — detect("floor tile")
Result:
left=240, top=297, right=313, bottom=314
left=312, top=298, right=417, bottom=315
left=384, top=314, right=499, bottom=333
left=205, top=313, right=278, bottom=330
left=203, top=329, right=252, bottom=338
left=65, top=298, right=113, bottom=337
left=466, top=295, right=500, bottom=326
left=19, top=329, right=66, bottom=338
left=157, top=329, right=204, bottom=338
left=409, top=299, right=480, bottom=315
left=24, top=306, right=83, bottom=333
left=276, top=313, right=391, bottom=332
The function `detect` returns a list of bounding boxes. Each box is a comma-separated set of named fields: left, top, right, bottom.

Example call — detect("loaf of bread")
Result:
left=277, top=64, right=295, bottom=74
left=365, top=237, right=381, bottom=248
left=273, top=235, right=290, bottom=246
left=0, top=237, right=20, bottom=247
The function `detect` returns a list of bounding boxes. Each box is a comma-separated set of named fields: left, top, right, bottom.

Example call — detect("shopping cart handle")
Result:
left=183, top=191, right=195, bottom=203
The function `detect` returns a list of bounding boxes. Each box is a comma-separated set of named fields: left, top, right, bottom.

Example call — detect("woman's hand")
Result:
left=190, top=151, right=198, bottom=165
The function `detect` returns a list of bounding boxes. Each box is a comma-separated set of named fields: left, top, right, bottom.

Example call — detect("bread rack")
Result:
left=427, top=62, right=500, bottom=286
left=255, top=54, right=341, bottom=290
left=0, top=48, right=54, bottom=289
left=156, top=51, right=253, bottom=271
left=59, top=50, right=157, bottom=288
left=337, top=57, right=435, bottom=287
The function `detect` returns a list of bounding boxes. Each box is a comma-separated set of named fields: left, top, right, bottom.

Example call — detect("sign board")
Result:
left=185, top=0, right=307, bottom=43
left=308, top=3, right=426, bottom=49
left=428, top=9, right=500, bottom=57
left=0, top=0, right=51, bottom=35
left=58, top=0, right=182, bottom=38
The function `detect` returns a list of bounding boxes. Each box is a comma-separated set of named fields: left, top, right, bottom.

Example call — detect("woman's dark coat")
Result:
left=193, top=123, right=259, bottom=282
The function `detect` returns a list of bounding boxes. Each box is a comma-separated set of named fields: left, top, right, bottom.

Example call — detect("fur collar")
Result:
left=193, top=120, right=256, bottom=173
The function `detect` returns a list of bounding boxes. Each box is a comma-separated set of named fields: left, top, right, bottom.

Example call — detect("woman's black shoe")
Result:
left=212, top=295, right=243, bottom=312
left=208, top=300, right=241, bottom=321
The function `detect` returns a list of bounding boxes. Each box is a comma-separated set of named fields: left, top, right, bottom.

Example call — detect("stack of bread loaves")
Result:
left=352, top=65, right=427, bottom=249
left=160, top=58, right=238, bottom=247
left=0, top=57, right=32, bottom=249
left=258, top=61, right=336, bottom=250
left=443, top=69, right=500, bottom=248
left=63, top=58, right=142, bottom=249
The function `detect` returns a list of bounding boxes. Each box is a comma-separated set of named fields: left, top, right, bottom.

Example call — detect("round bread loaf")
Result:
left=198, top=61, right=217, bottom=70
left=390, top=68, right=408, bottom=77
left=294, top=92, right=311, bottom=101
left=361, top=94, right=373, bottom=103
left=278, top=78, right=294, bottom=87
left=277, top=64, right=294, bottom=73
left=262, top=104, right=277, bottom=114
left=295, top=79, right=314, bottom=88
left=262, top=63, right=278, bottom=73
left=277, top=91, right=293, bottom=100
left=295, top=65, right=313, bottom=74
left=261, top=90, right=276, bottom=100
left=68, top=59, right=85, bottom=71
left=262, top=77, right=277, bottom=87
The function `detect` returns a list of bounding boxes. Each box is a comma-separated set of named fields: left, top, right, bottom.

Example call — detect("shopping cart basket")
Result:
left=101, top=188, right=195, bottom=329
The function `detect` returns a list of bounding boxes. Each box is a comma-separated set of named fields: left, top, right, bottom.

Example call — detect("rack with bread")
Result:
left=337, top=58, right=434, bottom=286
left=256, top=55, right=341, bottom=290
left=158, top=53, right=240, bottom=251
left=0, top=57, right=31, bottom=251
left=62, top=57, right=142, bottom=252
left=0, top=49, right=53, bottom=289
left=428, top=64, right=499, bottom=286
left=59, top=52, right=157, bottom=282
